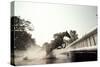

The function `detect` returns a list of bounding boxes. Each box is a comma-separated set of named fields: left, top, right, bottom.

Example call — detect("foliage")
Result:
left=11, top=16, right=34, bottom=31
left=11, top=16, right=35, bottom=50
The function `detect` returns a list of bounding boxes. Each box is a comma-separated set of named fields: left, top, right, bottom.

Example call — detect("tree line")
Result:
left=11, top=16, right=35, bottom=50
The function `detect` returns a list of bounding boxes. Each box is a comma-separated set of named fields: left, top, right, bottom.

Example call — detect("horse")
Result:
left=46, top=31, right=71, bottom=55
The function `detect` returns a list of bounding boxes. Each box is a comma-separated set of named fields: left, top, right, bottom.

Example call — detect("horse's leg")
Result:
left=46, top=44, right=53, bottom=55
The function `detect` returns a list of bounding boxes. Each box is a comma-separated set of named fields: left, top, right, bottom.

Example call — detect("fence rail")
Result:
left=66, top=28, right=97, bottom=51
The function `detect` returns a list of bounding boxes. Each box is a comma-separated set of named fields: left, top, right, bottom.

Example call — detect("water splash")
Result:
left=24, top=45, right=46, bottom=59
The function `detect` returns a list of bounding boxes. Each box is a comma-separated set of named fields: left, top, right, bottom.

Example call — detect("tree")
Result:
left=11, top=16, right=35, bottom=50
left=11, top=16, right=34, bottom=31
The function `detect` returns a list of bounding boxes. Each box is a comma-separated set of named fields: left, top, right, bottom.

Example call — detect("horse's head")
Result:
left=63, top=31, right=71, bottom=38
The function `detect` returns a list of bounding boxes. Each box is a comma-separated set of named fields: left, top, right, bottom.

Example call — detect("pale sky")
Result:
left=14, top=2, right=97, bottom=46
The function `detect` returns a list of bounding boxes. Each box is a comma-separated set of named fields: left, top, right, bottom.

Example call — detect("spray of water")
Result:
left=24, top=45, right=46, bottom=59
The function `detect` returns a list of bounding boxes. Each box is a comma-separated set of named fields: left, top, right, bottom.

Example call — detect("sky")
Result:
left=14, top=2, right=97, bottom=46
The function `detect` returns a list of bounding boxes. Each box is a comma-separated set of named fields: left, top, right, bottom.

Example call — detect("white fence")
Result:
left=66, top=28, right=97, bottom=52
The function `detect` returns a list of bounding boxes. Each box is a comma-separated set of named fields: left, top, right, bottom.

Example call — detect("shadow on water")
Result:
left=46, top=58, right=70, bottom=64
left=71, top=50, right=97, bottom=62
